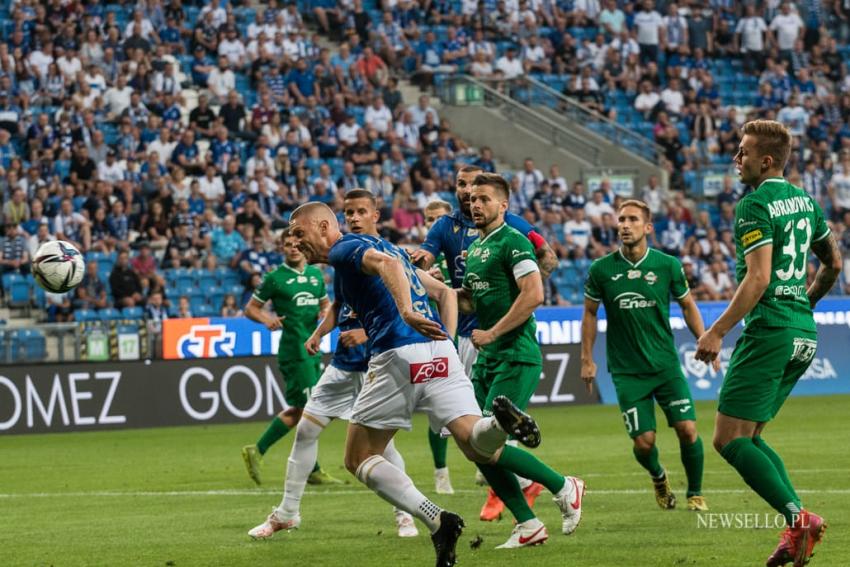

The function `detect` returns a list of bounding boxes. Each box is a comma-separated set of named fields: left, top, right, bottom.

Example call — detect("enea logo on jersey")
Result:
left=410, top=357, right=450, bottom=384
left=613, top=292, right=656, bottom=310
left=293, top=291, right=320, bottom=307
left=163, top=318, right=237, bottom=359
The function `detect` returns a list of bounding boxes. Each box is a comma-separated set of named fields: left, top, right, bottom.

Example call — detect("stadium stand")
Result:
left=0, top=0, right=849, bottom=362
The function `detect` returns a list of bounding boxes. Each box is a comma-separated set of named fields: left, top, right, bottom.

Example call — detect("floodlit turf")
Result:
left=1, top=396, right=848, bottom=567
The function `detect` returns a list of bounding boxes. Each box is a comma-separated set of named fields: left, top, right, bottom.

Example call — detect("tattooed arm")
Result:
left=807, top=232, right=843, bottom=308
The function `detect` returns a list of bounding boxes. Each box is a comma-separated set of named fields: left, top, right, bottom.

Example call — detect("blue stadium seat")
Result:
left=173, top=268, right=194, bottom=289
left=99, top=308, right=123, bottom=321
left=8, top=277, right=31, bottom=308
left=75, top=309, right=99, bottom=322
left=195, top=304, right=216, bottom=317
left=122, top=306, right=144, bottom=319
left=207, top=285, right=225, bottom=311
left=194, top=269, right=218, bottom=290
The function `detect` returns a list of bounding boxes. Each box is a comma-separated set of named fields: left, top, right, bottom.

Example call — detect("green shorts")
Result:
left=612, top=367, right=696, bottom=438
left=278, top=356, right=322, bottom=408
left=472, top=354, right=541, bottom=415
left=719, top=326, right=817, bottom=423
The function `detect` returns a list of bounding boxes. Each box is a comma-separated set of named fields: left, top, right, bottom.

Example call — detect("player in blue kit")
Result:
left=411, top=165, right=559, bottom=521
left=247, top=191, right=420, bottom=540
left=288, top=197, right=583, bottom=565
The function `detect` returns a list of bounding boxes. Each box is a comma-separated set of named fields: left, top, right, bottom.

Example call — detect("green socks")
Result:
left=754, top=435, right=801, bottom=506
left=680, top=437, right=705, bottom=497
left=256, top=416, right=290, bottom=455
left=633, top=444, right=664, bottom=478
left=496, top=444, right=566, bottom=494
left=428, top=429, right=448, bottom=469
left=477, top=463, right=535, bottom=523
left=720, top=437, right=802, bottom=524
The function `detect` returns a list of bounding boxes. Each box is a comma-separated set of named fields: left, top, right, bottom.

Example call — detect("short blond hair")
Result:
left=425, top=200, right=452, bottom=214
left=618, top=199, right=651, bottom=221
left=742, top=120, right=792, bottom=170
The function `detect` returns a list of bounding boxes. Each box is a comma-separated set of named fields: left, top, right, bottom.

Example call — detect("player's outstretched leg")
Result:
left=477, top=462, right=548, bottom=548
left=428, top=429, right=454, bottom=494
left=383, top=439, right=419, bottom=537
left=631, top=432, right=676, bottom=510
left=347, top=424, right=461, bottom=565
left=460, top=398, right=586, bottom=535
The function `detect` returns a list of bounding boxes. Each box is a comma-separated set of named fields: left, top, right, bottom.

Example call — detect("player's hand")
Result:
left=581, top=359, right=597, bottom=395
left=695, top=328, right=722, bottom=363
left=339, top=328, right=368, bottom=347
left=304, top=333, right=321, bottom=355
left=401, top=309, right=447, bottom=340
left=265, top=315, right=285, bottom=331
left=409, top=248, right=430, bottom=267
left=428, top=266, right=445, bottom=282
left=711, top=356, right=721, bottom=373
left=471, top=329, right=496, bottom=349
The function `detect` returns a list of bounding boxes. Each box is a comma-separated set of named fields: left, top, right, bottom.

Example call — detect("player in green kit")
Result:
left=695, top=120, right=842, bottom=567
left=241, top=231, right=341, bottom=486
left=581, top=199, right=713, bottom=512
left=457, top=173, right=586, bottom=549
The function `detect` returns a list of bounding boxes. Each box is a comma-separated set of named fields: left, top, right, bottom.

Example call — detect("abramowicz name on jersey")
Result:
left=766, top=196, right=815, bottom=218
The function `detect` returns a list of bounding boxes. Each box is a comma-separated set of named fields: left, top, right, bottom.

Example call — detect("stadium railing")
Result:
left=434, top=74, right=603, bottom=166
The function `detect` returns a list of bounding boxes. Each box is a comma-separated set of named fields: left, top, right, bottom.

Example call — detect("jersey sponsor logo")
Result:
left=775, top=284, right=806, bottom=297
left=643, top=271, right=657, bottom=285
left=470, top=247, right=482, bottom=257
left=627, top=270, right=641, bottom=279
left=511, top=249, right=531, bottom=259
left=466, top=272, right=489, bottom=291
left=297, top=276, right=307, bottom=283
left=309, top=276, right=319, bottom=286
left=767, top=196, right=814, bottom=219
left=669, top=398, right=692, bottom=413
left=613, top=291, right=657, bottom=310
left=293, top=291, right=320, bottom=307
left=611, top=274, right=623, bottom=281
left=738, top=218, right=756, bottom=227
left=409, top=357, right=449, bottom=384
left=480, top=248, right=491, bottom=262
left=177, top=324, right=237, bottom=358
left=742, top=229, right=763, bottom=247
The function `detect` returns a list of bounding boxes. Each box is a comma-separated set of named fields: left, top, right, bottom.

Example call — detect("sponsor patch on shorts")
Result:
left=410, top=357, right=449, bottom=384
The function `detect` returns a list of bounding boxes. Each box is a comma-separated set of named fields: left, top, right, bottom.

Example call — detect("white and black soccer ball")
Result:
left=32, top=240, right=85, bottom=293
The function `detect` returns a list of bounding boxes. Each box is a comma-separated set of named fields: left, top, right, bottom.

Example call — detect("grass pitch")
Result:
left=1, top=396, right=847, bottom=567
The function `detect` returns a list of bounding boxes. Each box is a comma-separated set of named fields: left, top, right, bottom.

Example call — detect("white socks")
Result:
left=278, top=415, right=329, bottom=518
left=355, top=454, right=442, bottom=533
left=469, top=416, right=508, bottom=459
left=382, top=439, right=405, bottom=471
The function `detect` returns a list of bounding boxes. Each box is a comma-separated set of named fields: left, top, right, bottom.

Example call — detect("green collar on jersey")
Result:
left=479, top=221, right=508, bottom=244
left=755, top=177, right=786, bottom=190
left=617, top=246, right=650, bottom=268
left=281, top=262, right=307, bottom=275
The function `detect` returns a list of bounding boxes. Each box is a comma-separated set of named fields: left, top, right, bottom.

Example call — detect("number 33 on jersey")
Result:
left=734, top=177, right=830, bottom=331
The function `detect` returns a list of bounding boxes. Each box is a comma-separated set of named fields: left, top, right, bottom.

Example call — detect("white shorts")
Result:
left=304, top=364, right=365, bottom=421
left=351, top=339, right=481, bottom=433
left=457, top=336, right=479, bottom=379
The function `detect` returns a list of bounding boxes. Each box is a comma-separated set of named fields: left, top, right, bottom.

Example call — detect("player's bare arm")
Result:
left=678, top=292, right=721, bottom=371
left=695, top=244, right=772, bottom=362
left=360, top=248, right=447, bottom=340
left=535, top=242, right=558, bottom=279
left=245, top=297, right=284, bottom=331
left=306, top=299, right=341, bottom=355
left=338, top=328, right=368, bottom=348
left=417, top=267, right=458, bottom=339
left=580, top=297, right=599, bottom=394
left=455, top=287, right=474, bottom=314
left=471, top=270, right=544, bottom=349
left=410, top=247, right=436, bottom=269
left=807, top=232, right=843, bottom=308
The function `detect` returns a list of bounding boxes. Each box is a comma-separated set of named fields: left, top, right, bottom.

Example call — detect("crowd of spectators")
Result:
left=0, top=0, right=848, bottom=323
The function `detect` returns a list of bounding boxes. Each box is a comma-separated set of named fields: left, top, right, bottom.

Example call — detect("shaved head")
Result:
left=289, top=202, right=342, bottom=264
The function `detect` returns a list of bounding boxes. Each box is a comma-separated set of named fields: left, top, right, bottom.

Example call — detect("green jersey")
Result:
left=462, top=222, right=541, bottom=364
left=734, top=177, right=830, bottom=332
left=252, top=263, right=327, bottom=361
left=584, top=248, right=689, bottom=375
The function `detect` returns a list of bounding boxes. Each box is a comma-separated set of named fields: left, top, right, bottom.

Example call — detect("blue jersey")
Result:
left=328, top=233, right=443, bottom=354
left=420, top=210, right=536, bottom=336
left=330, top=276, right=369, bottom=372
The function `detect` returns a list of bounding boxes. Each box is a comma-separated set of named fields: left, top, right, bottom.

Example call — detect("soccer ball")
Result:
left=32, top=240, right=85, bottom=293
